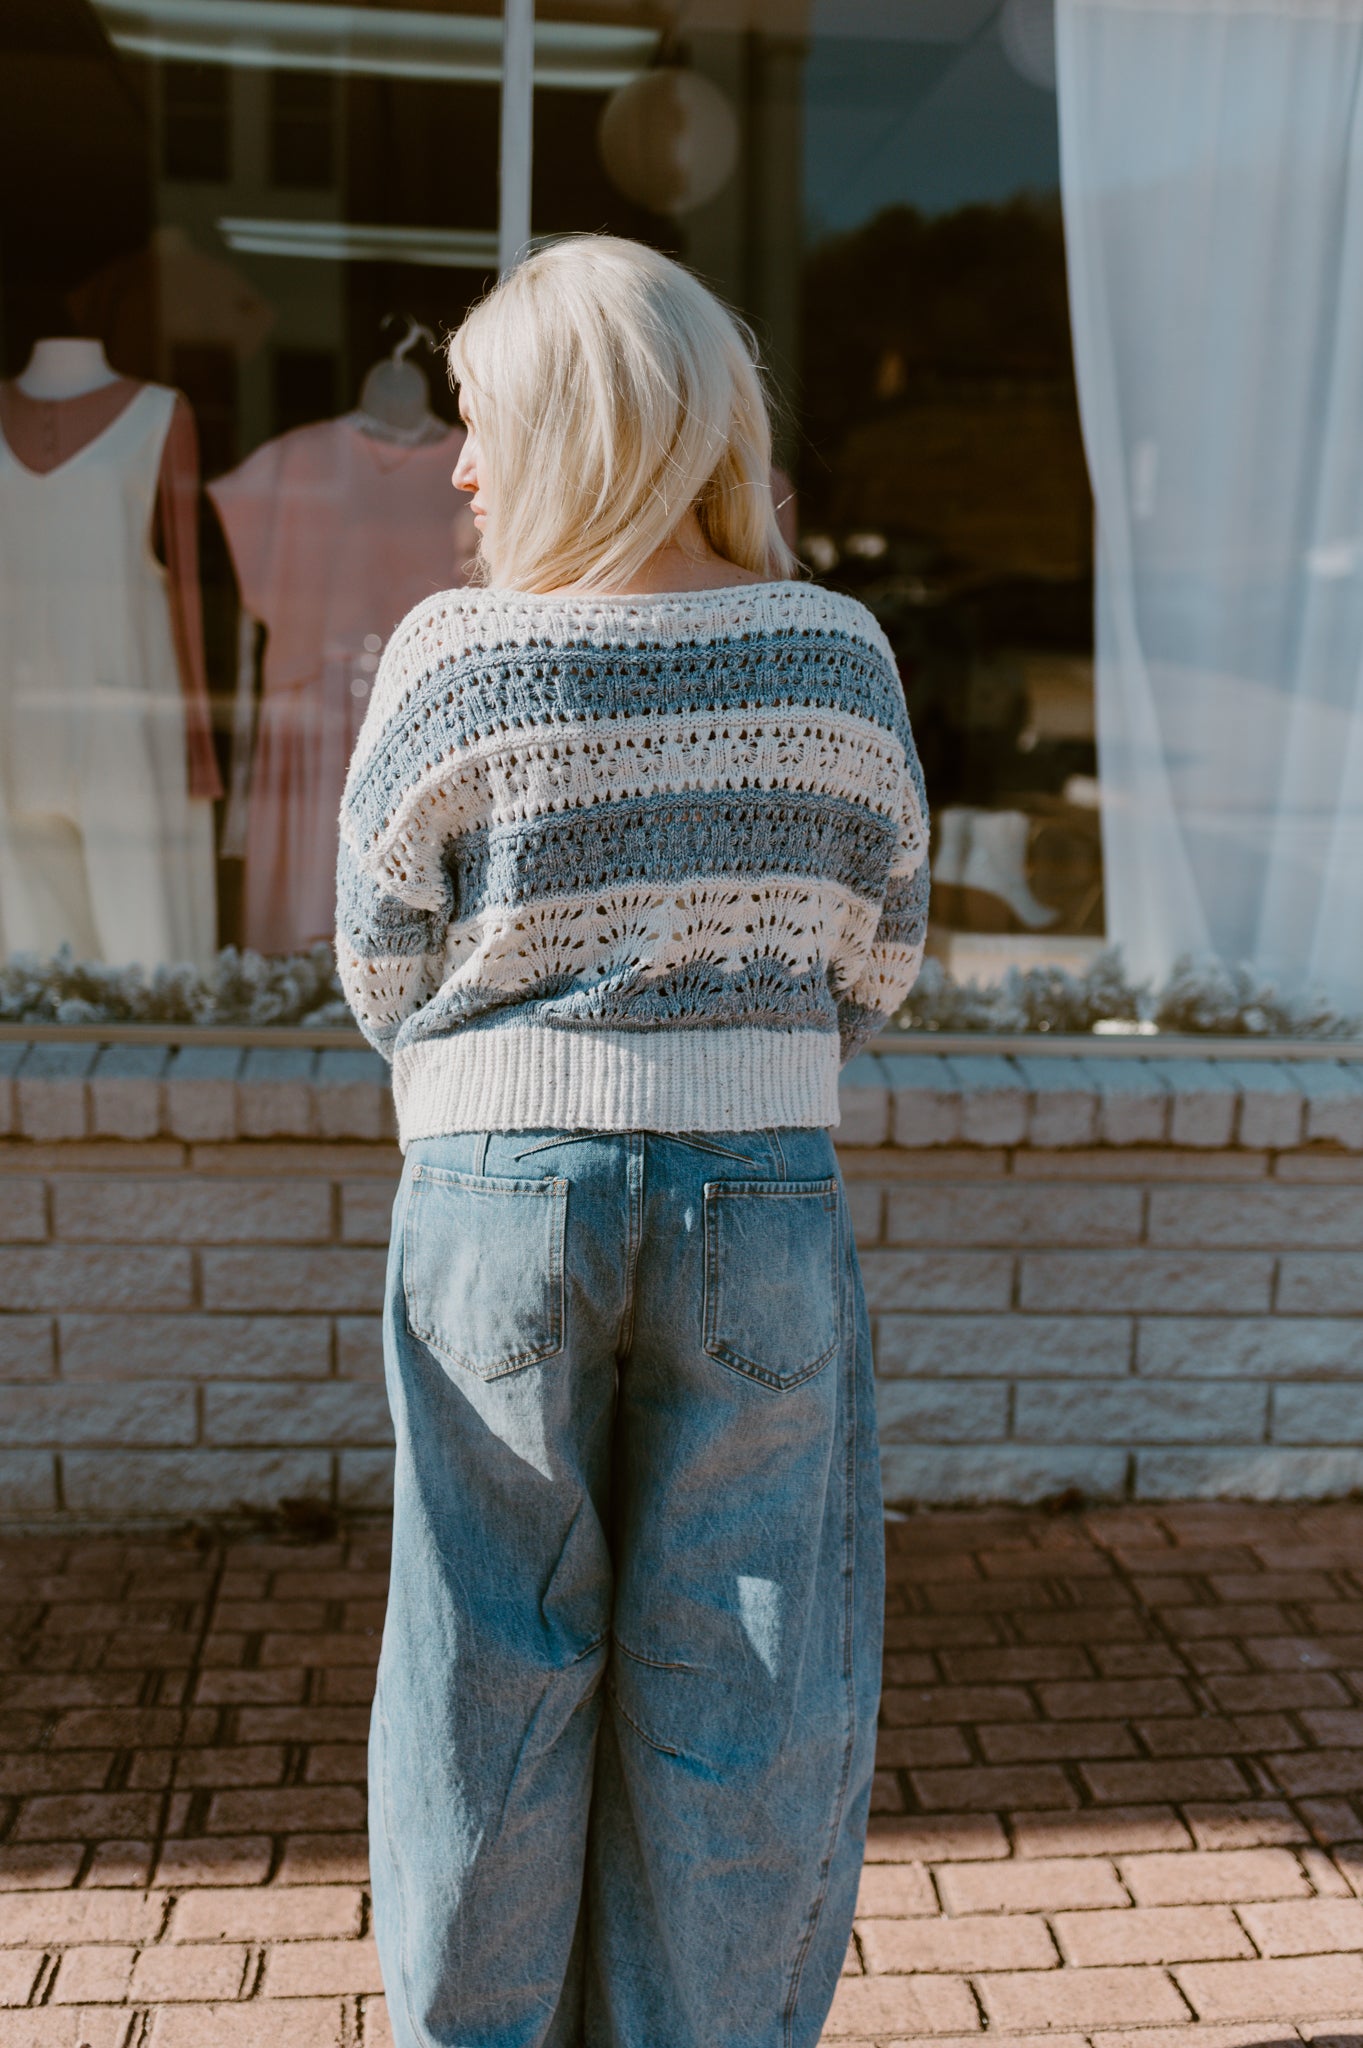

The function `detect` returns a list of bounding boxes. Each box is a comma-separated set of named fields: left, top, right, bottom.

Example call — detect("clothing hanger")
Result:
left=354, top=316, right=447, bottom=445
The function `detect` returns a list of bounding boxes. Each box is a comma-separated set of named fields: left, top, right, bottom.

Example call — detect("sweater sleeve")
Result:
left=334, top=632, right=451, bottom=1061
left=835, top=723, right=930, bottom=1062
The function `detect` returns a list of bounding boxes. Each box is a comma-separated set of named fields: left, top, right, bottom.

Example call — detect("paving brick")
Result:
left=939, top=1645, right=1093, bottom=1682
left=881, top=1055, right=962, bottom=1147
left=1176, top=1951, right=1363, bottom=2019
left=909, top=1762, right=1077, bottom=1812
left=1183, top=1801, right=1309, bottom=1850
left=1017, top=1380, right=1268, bottom=1447
left=144, top=2002, right=349, bottom=2047
left=860, top=1911, right=1057, bottom=1973
left=58, top=1314, right=331, bottom=1381
left=1037, top=1677, right=1192, bottom=1720
left=0, top=1949, right=45, bottom=2003
left=0, top=1382, right=196, bottom=1447
left=54, top=1176, right=333, bottom=1245
left=0, top=1451, right=57, bottom=1514
left=1079, top=1060, right=1170, bottom=1146
left=0, top=1316, right=55, bottom=1383
left=977, top=1962, right=1188, bottom=2028
left=1206, top=1671, right=1349, bottom=1712
left=313, top=1049, right=391, bottom=1141
left=1267, top=1746, right=1363, bottom=1796
left=874, top=1313, right=1131, bottom=1379
left=876, top=1727, right=971, bottom=1769
left=237, top=1048, right=316, bottom=1139
left=1, top=2012, right=132, bottom=2046
left=1238, top=1896, right=1363, bottom=1954
left=1016, top=1056, right=1098, bottom=1148
left=1052, top=1903, right=1251, bottom=1966
left=854, top=1861, right=937, bottom=1916
left=273, top=1833, right=369, bottom=1884
left=12, top=1790, right=162, bottom=1840
left=1013, top=1808, right=1191, bottom=1858
left=165, top=1046, right=242, bottom=1141
left=1121, top=1848, right=1312, bottom=1905
left=260, top=1936, right=383, bottom=1996
left=857, top=1248, right=1013, bottom=1312
left=1273, top=1381, right=1363, bottom=1446
left=881, top=1683, right=1035, bottom=1727
left=0, top=1888, right=164, bottom=1942
left=863, top=1813, right=1008, bottom=1862
left=172, top=1886, right=366, bottom=1946
left=1222, top=1061, right=1306, bottom=1150
left=1083, top=1762, right=1255, bottom=1809
left=1147, top=1060, right=1238, bottom=1149
left=836, top=1055, right=889, bottom=1148
left=62, top=1450, right=332, bottom=1518
left=48, top=1943, right=135, bottom=2001
left=821, top=1972, right=979, bottom=2036
left=978, top=1719, right=1137, bottom=1764
left=88, top=1044, right=168, bottom=1140
left=1297, top=1062, right=1363, bottom=1150
left=205, top=1785, right=367, bottom=1833
left=1279, top=1252, right=1363, bottom=1314
left=1137, top=1448, right=1363, bottom=1502
left=203, top=1382, right=393, bottom=1448
left=200, top=1247, right=386, bottom=1313
left=131, top=1942, right=252, bottom=2000
left=885, top=1183, right=1140, bottom=1248
left=153, top=1838, right=273, bottom=1887
left=876, top=1379, right=1008, bottom=1445
left=1089, top=2029, right=1296, bottom=2048
left=0, top=1845, right=83, bottom=1890
left=881, top=1444, right=1127, bottom=1508
left=0, top=1245, right=192, bottom=1313
left=1137, top=1314, right=1363, bottom=1379
left=16, top=1046, right=94, bottom=1141
left=1020, top=1251, right=1271, bottom=1314
left=935, top=1856, right=1128, bottom=1915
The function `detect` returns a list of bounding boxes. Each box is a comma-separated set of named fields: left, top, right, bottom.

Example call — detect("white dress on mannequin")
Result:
left=0, top=376, right=216, bottom=967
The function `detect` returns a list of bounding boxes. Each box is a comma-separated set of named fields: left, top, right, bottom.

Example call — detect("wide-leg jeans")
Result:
left=370, top=1124, right=884, bottom=2048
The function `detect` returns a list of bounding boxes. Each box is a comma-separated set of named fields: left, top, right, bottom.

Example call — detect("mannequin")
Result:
left=0, top=338, right=219, bottom=966
left=17, top=337, right=121, bottom=397
left=210, top=341, right=475, bottom=952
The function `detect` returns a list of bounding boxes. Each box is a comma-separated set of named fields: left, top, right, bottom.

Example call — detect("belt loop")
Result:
left=473, top=1132, right=490, bottom=1177
left=767, top=1127, right=786, bottom=1179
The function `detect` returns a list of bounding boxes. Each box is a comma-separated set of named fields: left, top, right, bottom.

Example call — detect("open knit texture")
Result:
left=335, top=580, right=929, bottom=1143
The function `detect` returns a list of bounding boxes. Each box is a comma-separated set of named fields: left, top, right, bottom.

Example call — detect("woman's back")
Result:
left=337, top=577, right=928, bottom=1145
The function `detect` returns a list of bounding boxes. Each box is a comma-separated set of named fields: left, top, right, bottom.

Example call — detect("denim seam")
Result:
left=375, top=1695, right=428, bottom=2048
left=782, top=1192, right=857, bottom=2048
left=616, top=1131, right=645, bottom=1358
left=606, top=1678, right=682, bottom=1759
left=611, top=1634, right=699, bottom=1674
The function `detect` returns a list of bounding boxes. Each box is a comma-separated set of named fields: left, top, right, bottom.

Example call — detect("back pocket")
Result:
left=403, top=1163, right=567, bottom=1380
left=703, top=1176, right=840, bottom=1391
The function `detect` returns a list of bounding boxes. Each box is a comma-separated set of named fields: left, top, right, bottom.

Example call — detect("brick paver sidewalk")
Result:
left=4, top=1504, right=1363, bottom=2045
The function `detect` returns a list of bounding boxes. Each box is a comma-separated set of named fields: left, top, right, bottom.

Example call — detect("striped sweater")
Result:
left=336, top=580, right=928, bottom=1144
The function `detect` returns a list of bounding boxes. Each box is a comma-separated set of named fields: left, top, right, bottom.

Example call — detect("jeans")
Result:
left=370, top=1124, right=883, bottom=2048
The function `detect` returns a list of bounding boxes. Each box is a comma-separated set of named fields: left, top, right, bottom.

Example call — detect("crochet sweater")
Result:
left=336, top=580, right=928, bottom=1144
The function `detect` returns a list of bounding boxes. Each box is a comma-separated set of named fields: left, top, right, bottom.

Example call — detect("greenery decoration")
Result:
left=0, top=944, right=1356, bottom=1040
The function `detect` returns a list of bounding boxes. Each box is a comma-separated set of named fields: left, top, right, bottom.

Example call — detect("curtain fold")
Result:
left=1056, top=0, right=1363, bottom=1006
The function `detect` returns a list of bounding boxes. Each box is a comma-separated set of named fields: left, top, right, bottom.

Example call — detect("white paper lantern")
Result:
left=598, top=68, right=740, bottom=216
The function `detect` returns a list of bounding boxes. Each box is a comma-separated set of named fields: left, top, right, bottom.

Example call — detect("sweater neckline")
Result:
left=483, top=578, right=809, bottom=609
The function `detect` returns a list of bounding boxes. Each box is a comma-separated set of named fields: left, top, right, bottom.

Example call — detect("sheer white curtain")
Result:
left=1056, top=0, right=1363, bottom=1006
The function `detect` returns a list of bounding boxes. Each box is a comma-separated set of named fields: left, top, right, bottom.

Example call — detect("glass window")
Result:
left=1, top=0, right=1359, bottom=1036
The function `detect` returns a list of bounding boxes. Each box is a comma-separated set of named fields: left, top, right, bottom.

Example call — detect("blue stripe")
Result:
left=446, top=786, right=897, bottom=924
left=880, top=863, right=931, bottom=947
left=347, top=628, right=912, bottom=842
left=395, top=956, right=841, bottom=1051
left=336, top=836, right=449, bottom=957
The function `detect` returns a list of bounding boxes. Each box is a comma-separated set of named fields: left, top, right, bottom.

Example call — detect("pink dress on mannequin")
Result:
left=209, top=415, right=475, bottom=955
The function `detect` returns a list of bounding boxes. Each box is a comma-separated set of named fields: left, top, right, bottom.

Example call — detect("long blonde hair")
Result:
left=446, top=235, right=797, bottom=592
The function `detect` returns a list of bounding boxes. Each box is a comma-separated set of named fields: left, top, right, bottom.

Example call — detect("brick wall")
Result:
left=2, top=1036, right=1363, bottom=1519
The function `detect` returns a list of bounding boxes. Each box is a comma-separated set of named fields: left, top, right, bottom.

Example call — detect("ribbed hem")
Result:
left=391, top=1026, right=842, bottom=1145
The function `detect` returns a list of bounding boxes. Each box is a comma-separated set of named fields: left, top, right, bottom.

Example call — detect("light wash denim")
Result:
left=370, top=1124, right=883, bottom=2048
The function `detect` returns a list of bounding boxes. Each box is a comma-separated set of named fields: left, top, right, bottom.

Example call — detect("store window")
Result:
left=1, top=0, right=1361, bottom=1033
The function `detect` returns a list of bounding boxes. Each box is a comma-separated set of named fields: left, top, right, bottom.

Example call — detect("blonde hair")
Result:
left=447, top=235, right=797, bottom=593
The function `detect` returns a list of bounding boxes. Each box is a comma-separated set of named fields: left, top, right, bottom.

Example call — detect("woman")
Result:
left=336, top=235, right=928, bottom=2048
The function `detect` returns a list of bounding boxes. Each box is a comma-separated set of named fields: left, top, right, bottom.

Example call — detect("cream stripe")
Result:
left=345, top=703, right=911, bottom=876
left=362, top=580, right=899, bottom=736
left=392, top=1024, right=842, bottom=1143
